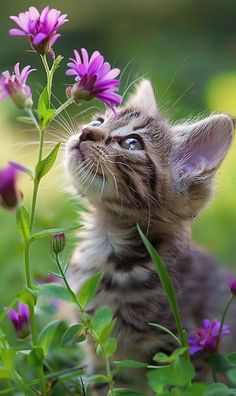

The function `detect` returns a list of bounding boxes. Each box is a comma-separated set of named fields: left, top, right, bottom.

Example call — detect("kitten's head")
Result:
left=65, top=79, right=234, bottom=223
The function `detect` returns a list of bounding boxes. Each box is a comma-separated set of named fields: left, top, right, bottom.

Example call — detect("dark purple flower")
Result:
left=188, top=319, right=230, bottom=356
left=9, top=6, right=68, bottom=56
left=8, top=302, right=30, bottom=338
left=51, top=233, right=66, bottom=254
left=228, top=277, right=236, bottom=295
left=65, top=48, right=122, bottom=113
left=0, top=162, right=25, bottom=210
left=0, top=63, right=35, bottom=109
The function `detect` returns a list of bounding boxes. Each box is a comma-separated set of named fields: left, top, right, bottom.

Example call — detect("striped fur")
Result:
left=64, top=79, right=235, bottom=392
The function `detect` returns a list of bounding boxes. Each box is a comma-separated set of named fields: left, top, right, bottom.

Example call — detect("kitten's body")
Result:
left=65, top=80, right=235, bottom=392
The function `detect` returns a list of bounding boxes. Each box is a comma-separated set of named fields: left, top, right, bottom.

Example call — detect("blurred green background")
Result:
left=1, top=0, right=236, bottom=337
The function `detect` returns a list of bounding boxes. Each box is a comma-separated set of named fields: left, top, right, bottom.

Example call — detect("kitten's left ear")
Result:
left=126, top=79, right=159, bottom=116
left=171, top=114, right=234, bottom=190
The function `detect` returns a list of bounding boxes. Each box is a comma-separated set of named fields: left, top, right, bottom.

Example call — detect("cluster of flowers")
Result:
left=0, top=6, right=122, bottom=212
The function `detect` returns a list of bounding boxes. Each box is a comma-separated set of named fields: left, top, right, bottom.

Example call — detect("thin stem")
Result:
left=55, top=254, right=115, bottom=396
left=24, top=242, right=32, bottom=288
left=218, top=294, right=235, bottom=340
left=41, top=55, right=53, bottom=104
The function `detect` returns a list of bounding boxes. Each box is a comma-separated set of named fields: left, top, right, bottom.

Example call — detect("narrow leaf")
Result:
left=36, top=143, right=60, bottom=180
left=39, top=283, right=73, bottom=302
left=91, top=307, right=113, bottom=337
left=97, top=337, right=117, bottom=358
left=37, top=87, right=49, bottom=124
left=114, top=359, right=148, bottom=369
left=39, top=320, right=60, bottom=354
left=27, top=346, right=44, bottom=367
left=78, top=272, right=103, bottom=309
left=16, top=205, right=30, bottom=241
left=31, top=224, right=80, bottom=243
left=137, top=225, right=187, bottom=350
left=61, top=324, right=86, bottom=346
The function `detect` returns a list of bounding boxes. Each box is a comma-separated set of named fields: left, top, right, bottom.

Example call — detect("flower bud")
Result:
left=8, top=302, right=30, bottom=339
left=51, top=233, right=66, bottom=254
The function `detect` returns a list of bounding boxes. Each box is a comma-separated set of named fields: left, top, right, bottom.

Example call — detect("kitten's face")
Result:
left=65, top=79, right=234, bottom=221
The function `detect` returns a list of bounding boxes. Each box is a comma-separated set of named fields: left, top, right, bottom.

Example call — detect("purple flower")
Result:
left=0, top=162, right=25, bottom=210
left=8, top=302, right=30, bottom=338
left=0, top=63, right=35, bottom=109
left=65, top=48, right=122, bottom=113
left=228, top=277, right=236, bottom=295
left=9, top=6, right=68, bottom=56
left=51, top=233, right=66, bottom=254
left=188, top=319, right=230, bottom=356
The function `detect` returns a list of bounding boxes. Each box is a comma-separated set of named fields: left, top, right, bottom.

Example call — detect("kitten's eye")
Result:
left=120, top=138, right=143, bottom=151
left=88, top=118, right=104, bottom=127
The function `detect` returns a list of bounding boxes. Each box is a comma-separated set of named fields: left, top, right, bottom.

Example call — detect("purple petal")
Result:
left=9, top=28, right=26, bottom=37
left=33, top=32, right=47, bottom=46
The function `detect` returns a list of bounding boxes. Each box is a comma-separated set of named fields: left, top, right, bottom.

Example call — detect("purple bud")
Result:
left=0, top=162, right=24, bottom=210
left=228, top=277, right=236, bottom=296
left=8, top=302, right=30, bottom=339
left=51, top=233, right=66, bottom=254
left=0, top=63, right=35, bottom=109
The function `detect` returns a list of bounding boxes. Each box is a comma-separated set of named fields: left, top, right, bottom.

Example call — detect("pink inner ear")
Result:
left=172, top=116, right=233, bottom=179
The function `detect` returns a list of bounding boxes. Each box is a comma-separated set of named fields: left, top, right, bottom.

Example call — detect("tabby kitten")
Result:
left=65, top=79, right=235, bottom=392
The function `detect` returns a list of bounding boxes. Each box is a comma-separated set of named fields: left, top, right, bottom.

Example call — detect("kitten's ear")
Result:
left=126, top=79, right=158, bottom=116
left=171, top=114, right=234, bottom=190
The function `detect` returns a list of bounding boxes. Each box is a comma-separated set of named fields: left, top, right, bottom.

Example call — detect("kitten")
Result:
left=64, top=79, right=235, bottom=393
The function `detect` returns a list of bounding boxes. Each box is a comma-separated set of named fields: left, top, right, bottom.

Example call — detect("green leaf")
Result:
left=61, top=323, right=86, bottom=346
left=91, top=307, right=113, bottom=337
left=137, top=225, right=187, bottom=350
left=31, top=224, right=80, bottom=243
left=51, top=55, right=64, bottom=73
left=228, top=368, right=236, bottom=385
left=204, top=383, right=233, bottom=396
left=97, top=337, right=117, bottom=358
left=99, top=319, right=116, bottom=343
left=153, top=347, right=188, bottom=363
left=112, top=389, right=145, bottom=396
left=42, top=108, right=56, bottom=128
left=0, top=368, right=12, bottom=379
left=36, top=143, right=60, bottom=180
left=148, top=357, right=194, bottom=389
left=149, top=322, right=181, bottom=345
left=16, top=205, right=30, bottom=241
left=38, top=320, right=60, bottom=354
left=114, top=359, right=148, bottom=369
left=27, top=346, right=44, bottom=367
left=205, top=353, right=233, bottom=373
left=78, top=272, right=103, bottom=309
left=18, top=287, right=37, bottom=308
left=37, top=87, right=49, bottom=125
left=86, top=374, right=109, bottom=384
left=227, top=351, right=236, bottom=364
left=39, top=283, right=73, bottom=302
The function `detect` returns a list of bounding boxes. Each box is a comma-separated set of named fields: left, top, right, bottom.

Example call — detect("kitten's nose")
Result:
left=80, top=127, right=102, bottom=143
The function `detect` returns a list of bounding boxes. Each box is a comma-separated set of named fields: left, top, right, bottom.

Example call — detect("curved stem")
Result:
left=218, top=295, right=235, bottom=340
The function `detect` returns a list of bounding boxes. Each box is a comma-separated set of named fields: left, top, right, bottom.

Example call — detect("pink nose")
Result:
left=80, top=128, right=97, bottom=143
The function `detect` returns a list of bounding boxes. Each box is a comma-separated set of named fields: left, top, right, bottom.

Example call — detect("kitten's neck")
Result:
left=82, top=205, right=191, bottom=264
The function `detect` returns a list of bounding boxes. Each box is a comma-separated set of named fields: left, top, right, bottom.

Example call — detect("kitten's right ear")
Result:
left=126, top=79, right=159, bottom=116
left=170, top=114, right=234, bottom=191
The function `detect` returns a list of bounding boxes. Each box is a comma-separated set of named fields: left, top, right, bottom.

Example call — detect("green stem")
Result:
left=41, top=55, right=53, bottom=104
left=55, top=254, right=115, bottom=396
left=218, top=294, right=235, bottom=340
left=24, top=242, right=32, bottom=288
